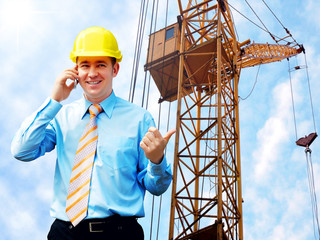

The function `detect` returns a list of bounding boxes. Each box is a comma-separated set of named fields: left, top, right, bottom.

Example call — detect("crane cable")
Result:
left=227, top=1, right=293, bottom=45
left=288, top=59, right=298, bottom=140
left=261, top=0, right=299, bottom=45
left=244, top=0, right=295, bottom=45
left=287, top=52, right=317, bottom=139
left=238, top=64, right=261, bottom=101
left=287, top=54, right=319, bottom=239
left=128, top=0, right=150, bottom=103
left=154, top=0, right=171, bottom=239
left=305, top=147, right=320, bottom=240
left=244, top=0, right=276, bottom=42
left=226, top=2, right=263, bottom=102
left=226, top=2, right=283, bottom=43
left=128, top=0, right=157, bottom=239
left=303, top=53, right=317, bottom=133
left=129, top=0, right=174, bottom=239
left=141, top=0, right=160, bottom=109
left=143, top=0, right=159, bottom=239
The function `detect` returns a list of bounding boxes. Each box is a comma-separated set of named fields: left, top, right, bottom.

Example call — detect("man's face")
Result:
left=77, top=56, right=119, bottom=104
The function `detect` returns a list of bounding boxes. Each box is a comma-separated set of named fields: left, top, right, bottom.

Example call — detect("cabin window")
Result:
left=165, top=27, right=175, bottom=41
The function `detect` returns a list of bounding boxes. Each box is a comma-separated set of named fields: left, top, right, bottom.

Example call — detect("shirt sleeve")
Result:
left=136, top=112, right=173, bottom=196
left=11, top=98, right=62, bottom=161
left=143, top=156, right=172, bottom=196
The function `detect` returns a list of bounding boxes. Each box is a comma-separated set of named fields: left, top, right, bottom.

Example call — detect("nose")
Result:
left=88, top=66, right=98, bottom=78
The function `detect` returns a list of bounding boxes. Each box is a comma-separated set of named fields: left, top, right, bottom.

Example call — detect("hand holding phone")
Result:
left=51, top=66, right=79, bottom=102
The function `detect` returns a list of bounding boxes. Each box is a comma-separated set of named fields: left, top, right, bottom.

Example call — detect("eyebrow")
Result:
left=79, top=60, right=108, bottom=65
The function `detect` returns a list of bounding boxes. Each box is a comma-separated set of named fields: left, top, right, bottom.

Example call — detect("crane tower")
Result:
left=144, top=0, right=302, bottom=239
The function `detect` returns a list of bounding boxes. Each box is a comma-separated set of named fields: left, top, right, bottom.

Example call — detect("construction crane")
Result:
left=144, top=0, right=303, bottom=239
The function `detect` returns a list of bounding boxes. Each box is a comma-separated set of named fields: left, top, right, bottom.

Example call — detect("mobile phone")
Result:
left=74, top=79, right=79, bottom=89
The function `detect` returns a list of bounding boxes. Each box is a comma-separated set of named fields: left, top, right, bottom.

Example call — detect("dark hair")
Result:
left=110, top=57, right=117, bottom=66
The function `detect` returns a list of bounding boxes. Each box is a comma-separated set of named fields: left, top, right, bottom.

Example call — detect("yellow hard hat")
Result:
left=70, top=27, right=122, bottom=63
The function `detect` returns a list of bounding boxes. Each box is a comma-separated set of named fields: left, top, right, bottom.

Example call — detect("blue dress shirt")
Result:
left=11, top=91, right=172, bottom=221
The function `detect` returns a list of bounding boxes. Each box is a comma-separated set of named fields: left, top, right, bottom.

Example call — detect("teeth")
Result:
left=88, top=81, right=100, bottom=84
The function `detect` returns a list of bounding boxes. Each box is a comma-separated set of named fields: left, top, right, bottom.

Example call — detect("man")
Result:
left=11, top=27, right=175, bottom=240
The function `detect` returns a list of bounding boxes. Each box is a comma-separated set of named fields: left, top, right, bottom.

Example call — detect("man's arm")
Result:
left=11, top=66, right=78, bottom=161
left=11, top=99, right=61, bottom=161
left=138, top=127, right=176, bottom=196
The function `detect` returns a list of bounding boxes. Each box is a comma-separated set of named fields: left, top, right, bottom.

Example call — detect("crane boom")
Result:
left=240, top=42, right=303, bottom=68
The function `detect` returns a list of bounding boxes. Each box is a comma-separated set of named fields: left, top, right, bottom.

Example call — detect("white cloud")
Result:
left=252, top=80, right=293, bottom=182
left=0, top=178, right=51, bottom=239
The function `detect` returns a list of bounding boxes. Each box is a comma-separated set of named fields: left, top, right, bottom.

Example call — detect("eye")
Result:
left=80, top=64, right=89, bottom=68
left=97, top=64, right=107, bottom=68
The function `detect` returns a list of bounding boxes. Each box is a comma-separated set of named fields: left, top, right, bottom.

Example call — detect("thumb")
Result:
left=163, top=129, right=176, bottom=143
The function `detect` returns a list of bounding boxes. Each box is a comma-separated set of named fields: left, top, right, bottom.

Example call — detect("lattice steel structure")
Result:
left=145, top=1, right=301, bottom=239
left=168, top=2, right=243, bottom=239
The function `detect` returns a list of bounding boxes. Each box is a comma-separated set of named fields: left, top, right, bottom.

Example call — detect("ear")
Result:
left=113, top=62, right=120, bottom=77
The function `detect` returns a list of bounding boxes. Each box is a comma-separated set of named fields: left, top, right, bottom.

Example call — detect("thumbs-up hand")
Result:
left=140, top=127, right=176, bottom=164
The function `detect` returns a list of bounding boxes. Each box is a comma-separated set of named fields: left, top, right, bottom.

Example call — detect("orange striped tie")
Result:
left=66, top=104, right=102, bottom=226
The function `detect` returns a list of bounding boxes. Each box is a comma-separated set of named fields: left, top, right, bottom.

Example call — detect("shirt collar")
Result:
left=81, top=91, right=117, bottom=119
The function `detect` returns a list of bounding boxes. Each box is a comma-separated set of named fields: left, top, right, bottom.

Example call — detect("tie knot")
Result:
left=89, top=104, right=102, bottom=117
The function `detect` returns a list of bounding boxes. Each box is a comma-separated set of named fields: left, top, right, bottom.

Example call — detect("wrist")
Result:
left=150, top=155, right=164, bottom=165
left=50, top=95, right=61, bottom=103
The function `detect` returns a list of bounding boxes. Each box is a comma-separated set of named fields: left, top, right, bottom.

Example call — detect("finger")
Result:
left=66, top=81, right=76, bottom=91
left=163, top=129, right=176, bottom=143
left=65, top=68, right=79, bottom=77
left=67, top=68, right=78, bottom=74
left=142, top=136, right=152, bottom=147
left=145, top=131, right=156, bottom=141
left=64, top=67, right=78, bottom=76
left=140, top=140, right=148, bottom=151
left=65, top=72, right=79, bottom=81
left=70, top=69, right=79, bottom=76
left=148, top=127, right=162, bottom=139
left=59, top=72, right=76, bottom=82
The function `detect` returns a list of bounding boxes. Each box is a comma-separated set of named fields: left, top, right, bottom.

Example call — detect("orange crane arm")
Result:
left=239, top=43, right=303, bottom=68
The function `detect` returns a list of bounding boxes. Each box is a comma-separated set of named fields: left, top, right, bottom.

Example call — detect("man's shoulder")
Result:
left=65, top=98, right=83, bottom=107
left=55, top=98, right=84, bottom=120
left=60, top=98, right=83, bottom=110
left=115, top=97, right=146, bottom=111
left=115, top=96, right=153, bottom=119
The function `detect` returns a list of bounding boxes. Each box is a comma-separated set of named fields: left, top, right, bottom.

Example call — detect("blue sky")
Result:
left=0, top=0, right=319, bottom=239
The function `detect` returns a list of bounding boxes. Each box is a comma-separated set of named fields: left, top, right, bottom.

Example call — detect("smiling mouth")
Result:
left=86, top=81, right=102, bottom=85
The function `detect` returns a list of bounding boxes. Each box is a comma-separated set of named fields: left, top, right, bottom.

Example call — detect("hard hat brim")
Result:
left=70, top=51, right=122, bottom=63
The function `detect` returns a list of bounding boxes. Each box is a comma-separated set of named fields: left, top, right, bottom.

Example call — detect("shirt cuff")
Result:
left=38, top=98, right=62, bottom=119
left=147, top=156, right=169, bottom=176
